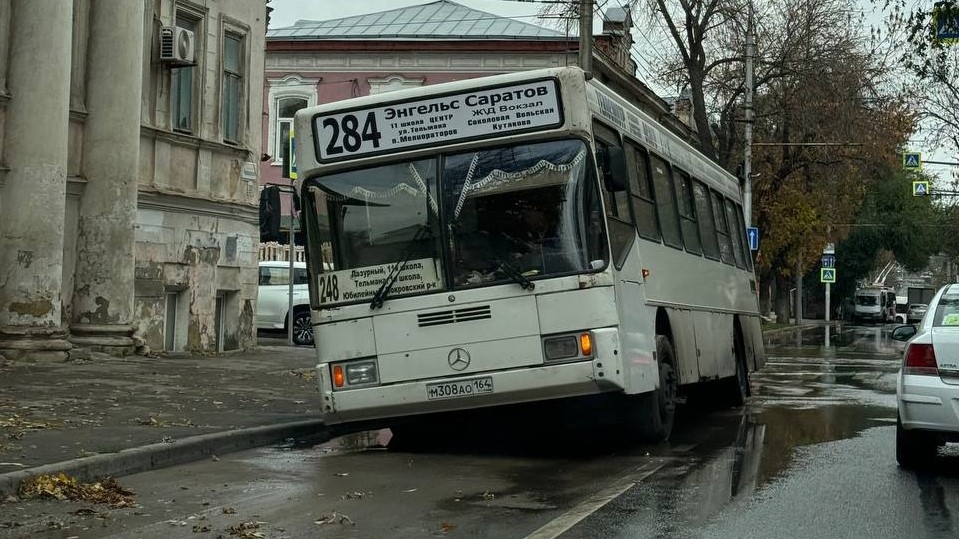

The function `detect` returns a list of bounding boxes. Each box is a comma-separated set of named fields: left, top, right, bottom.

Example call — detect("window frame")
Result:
left=623, top=139, right=661, bottom=242
left=170, top=9, right=202, bottom=134
left=673, top=168, right=702, bottom=255
left=220, top=29, right=246, bottom=144
left=648, top=153, right=683, bottom=250
left=710, top=189, right=736, bottom=266
left=693, top=179, right=720, bottom=261
left=723, top=198, right=748, bottom=269
left=593, top=120, right=635, bottom=270
left=266, top=75, right=319, bottom=166
left=274, top=96, right=308, bottom=165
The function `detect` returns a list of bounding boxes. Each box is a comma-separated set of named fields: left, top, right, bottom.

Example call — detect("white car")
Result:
left=256, top=261, right=313, bottom=345
left=892, top=284, right=959, bottom=467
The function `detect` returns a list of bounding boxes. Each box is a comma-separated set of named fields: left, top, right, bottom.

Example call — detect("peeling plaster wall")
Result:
left=134, top=208, right=257, bottom=353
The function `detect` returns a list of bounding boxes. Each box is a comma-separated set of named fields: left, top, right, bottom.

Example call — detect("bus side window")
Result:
left=593, top=121, right=634, bottom=269
left=649, top=154, right=683, bottom=250
left=723, top=198, right=747, bottom=269
left=625, top=142, right=660, bottom=241
left=733, top=203, right=754, bottom=272
left=693, top=180, right=720, bottom=260
left=711, top=190, right=735, bottom=265
left=673, top=170, right=702, bottom=255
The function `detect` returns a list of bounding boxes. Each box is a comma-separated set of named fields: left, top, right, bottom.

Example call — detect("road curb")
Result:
left=0, top=418, right=328, bottom=499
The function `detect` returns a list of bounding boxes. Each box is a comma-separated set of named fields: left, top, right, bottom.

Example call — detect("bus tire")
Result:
left=723, top=327, right=750, bottom=407
left=634, top=336, right=678, bottom=443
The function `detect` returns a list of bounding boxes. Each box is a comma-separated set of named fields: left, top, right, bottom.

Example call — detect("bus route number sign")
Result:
left=314, top=79, right=563, bottom=163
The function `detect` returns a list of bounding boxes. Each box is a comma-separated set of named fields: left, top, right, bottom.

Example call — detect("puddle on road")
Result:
left=646, top=402, right=896, bottom=529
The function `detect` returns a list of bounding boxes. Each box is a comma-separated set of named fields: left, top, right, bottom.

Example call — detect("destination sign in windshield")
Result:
left=313, top=79, right=563, bottom=163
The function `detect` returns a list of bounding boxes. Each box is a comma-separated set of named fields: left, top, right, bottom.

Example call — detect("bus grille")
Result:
left=417, top=305, right=492, bottom=327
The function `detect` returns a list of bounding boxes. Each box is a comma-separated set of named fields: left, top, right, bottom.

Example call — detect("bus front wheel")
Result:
left=633, top=336, right=678, bottom=443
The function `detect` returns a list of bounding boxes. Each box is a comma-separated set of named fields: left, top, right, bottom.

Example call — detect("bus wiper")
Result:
left=370, top=225, right=431, bottom=310
left=495, top=258, right=535, bottom=291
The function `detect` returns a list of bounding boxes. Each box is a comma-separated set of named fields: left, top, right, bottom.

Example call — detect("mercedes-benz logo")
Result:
left=447, top=348, right=471, bottom=371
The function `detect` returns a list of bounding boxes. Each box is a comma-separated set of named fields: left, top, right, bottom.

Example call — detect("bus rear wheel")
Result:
left=723, top=327, right=750, bottom=407
left=633, top=336, right=678, bottom=443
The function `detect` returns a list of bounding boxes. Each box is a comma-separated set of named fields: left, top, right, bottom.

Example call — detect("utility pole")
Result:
left=579, top=0, right=593, bottom=75
left=743, top=2, right=755, bottom=227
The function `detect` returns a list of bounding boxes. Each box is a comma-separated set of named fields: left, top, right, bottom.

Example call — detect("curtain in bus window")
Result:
left=693, top=180, right=720, bottom=259
left=625, top=143, right=660, bottom=241
left=443, top=139, right=604, bottom=286
left=723, top=198, right=747, bottom=268
left=711, top=191, right=735, bottom=265
left=649, top=155, right=683, bottom=249
left=673, top=171, right=702, bottom=255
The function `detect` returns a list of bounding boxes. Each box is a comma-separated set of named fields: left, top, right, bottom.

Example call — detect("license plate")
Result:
left=426, top=377, right=494, bottom=400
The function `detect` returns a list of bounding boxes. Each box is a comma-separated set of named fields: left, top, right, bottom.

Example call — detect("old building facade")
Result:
left=0, top=0, right=267, bottom=359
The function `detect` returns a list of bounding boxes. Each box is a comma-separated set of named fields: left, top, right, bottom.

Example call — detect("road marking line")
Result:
left=522, top=460, right=665, bottom=539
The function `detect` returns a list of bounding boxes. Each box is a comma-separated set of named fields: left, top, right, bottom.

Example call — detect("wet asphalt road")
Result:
left=5, top=322, right=959, bottom=538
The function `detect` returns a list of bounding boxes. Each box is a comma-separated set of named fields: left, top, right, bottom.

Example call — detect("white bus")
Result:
left=295, top=67, right=766, bottom=441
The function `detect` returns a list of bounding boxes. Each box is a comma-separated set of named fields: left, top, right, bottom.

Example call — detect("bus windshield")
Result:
left=303, top=139, right=606, bottom=307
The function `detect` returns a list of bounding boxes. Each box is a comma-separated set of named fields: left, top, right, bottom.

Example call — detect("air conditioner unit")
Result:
left=159, top=26, right=195, bottom=65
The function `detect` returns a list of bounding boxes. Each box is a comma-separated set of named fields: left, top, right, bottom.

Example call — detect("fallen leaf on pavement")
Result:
left=192, top=524, right=211, bottom=533
left=228, top=519, right=266, bottom=538
left=18, top=473, right=135, bottom=507
left=314, top=511, right=355, bottom=525
left=440, top=522, right=457, bottom=534
left=222, top=507, right=236, bottom=514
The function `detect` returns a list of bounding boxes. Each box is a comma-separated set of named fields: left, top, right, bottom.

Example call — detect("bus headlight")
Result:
left=331, top=359, right=379, bottom=388
left=543, top=334, right=583, bottom=361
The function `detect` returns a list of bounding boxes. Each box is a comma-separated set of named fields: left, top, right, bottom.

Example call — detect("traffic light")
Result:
left=259, top=185, right=282, bottom=242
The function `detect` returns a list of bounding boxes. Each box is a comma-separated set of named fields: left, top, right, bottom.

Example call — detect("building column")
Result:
left=69, top=0, right=145, bottom=355
left=0, top=1, right=73, bottom=360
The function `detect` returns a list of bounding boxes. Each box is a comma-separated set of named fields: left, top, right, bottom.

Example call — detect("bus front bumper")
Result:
left=316, top=359, right=624, bottom=425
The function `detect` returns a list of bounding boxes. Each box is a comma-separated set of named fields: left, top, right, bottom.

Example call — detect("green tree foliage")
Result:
left=833, top=170, right=942, bottom=300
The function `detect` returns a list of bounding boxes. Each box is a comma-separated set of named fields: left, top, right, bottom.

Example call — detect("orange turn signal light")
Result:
left=332, top=365, right=345, bottom=388
left=580, top=333, right=593, bottom=356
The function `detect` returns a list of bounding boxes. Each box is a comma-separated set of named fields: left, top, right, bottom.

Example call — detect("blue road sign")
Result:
left=935, top=7, right=959, bottom=41
left=903, top=152, right=921, bottom=169
left=821, top=255, right=835, bottom=268
left=746, top=226, right=759, bottom=251
left=913, top=180, right=930, bottom=196
left=820, top=268, right=836, bottom=283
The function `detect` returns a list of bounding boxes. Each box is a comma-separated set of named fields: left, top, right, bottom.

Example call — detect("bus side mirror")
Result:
left=598, top=145, right=627, bottom=192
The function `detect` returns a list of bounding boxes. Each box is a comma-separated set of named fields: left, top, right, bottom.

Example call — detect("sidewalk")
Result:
left=0, top=345, right=324, bottom=497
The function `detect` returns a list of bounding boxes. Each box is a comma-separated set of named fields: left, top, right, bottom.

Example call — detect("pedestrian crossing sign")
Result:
left=913, top=181, right=930, bottom=197
left=820, top=268, right=836, bottom=283
left=903, top=152, right=921, bottom=170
